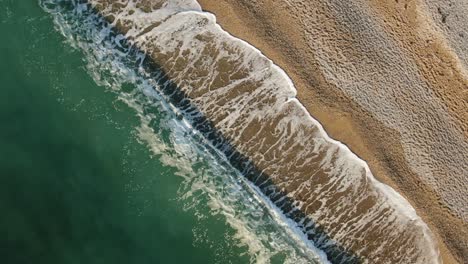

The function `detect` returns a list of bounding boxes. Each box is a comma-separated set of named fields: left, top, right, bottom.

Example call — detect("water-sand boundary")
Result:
left=197, top=0, right=468, bottom=263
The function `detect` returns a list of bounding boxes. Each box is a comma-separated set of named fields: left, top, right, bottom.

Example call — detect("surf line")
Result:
left=52, top=1, right=442, bottom=263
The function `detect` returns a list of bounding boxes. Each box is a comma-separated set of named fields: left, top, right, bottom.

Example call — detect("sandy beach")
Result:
left=197, top=0, right=467, bottom=263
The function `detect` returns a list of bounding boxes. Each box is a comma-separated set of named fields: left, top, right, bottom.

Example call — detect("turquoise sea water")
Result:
left=0, top=2, right=246, bottom=263
left=0, top=1, right=443, bottom=263
left=0, top=2, right=322, bottom=264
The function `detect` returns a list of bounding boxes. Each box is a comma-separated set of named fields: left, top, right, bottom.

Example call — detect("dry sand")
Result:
left=198, top=0, right=467, bottom=263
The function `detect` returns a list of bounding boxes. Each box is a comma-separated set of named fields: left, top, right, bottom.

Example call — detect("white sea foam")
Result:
left=40, top=1, right=442, bottom=263
left=39, top=1, right=330, bottom=263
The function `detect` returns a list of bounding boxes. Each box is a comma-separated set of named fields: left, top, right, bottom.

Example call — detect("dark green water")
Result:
left=0, top=1, right=325, bottom=263
left=0, top=1, right=248, bottom=263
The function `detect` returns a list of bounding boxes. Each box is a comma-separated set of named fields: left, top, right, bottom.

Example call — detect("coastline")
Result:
left=197, top=0, right=467, bottom=263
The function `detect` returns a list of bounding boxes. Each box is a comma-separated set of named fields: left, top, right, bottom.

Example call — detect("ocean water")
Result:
left=0, top=1, right=325, bottom=263
left=1, top=0, right=441, bottom=263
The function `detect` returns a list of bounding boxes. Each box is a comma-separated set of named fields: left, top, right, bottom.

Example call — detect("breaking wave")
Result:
left=40, top=1, right=440, bottom=263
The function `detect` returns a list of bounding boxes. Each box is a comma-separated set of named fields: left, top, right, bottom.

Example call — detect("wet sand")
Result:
left=198, top=0, right=467, bottom=263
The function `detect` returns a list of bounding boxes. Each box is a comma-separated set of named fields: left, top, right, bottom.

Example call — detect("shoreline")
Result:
left=197, top=0, right=467, bottom=263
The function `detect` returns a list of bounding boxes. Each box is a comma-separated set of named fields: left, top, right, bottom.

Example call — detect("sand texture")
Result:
left=80, top=0, right=467, bottom=262
left=197, top=0, right=468, bottom=263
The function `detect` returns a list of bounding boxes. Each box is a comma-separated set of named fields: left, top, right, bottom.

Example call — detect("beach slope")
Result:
left=198, top=0, right=468, bottom=263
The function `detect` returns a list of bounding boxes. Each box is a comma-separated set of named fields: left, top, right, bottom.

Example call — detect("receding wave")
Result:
left=40, top=1, right=440, bottom=263
left=40, top=1, right=329, bottom=263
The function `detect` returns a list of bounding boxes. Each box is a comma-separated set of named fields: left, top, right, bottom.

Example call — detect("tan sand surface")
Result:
left=198, top=0, right=467, bottom=263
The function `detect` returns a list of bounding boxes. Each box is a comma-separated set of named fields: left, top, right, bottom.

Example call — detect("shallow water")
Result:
left=1, top=0, right=443, bottom=263
left=43, top=0, right=443, bottom=263
left=0, top=1, right=324, bottom=263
